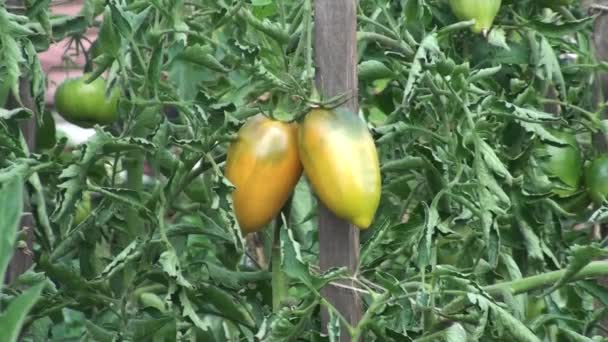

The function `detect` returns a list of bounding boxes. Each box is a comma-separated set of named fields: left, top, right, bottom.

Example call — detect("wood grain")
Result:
left=4, top=79, right=36, bottom=284
left=313, top=0, right=362, bottom=340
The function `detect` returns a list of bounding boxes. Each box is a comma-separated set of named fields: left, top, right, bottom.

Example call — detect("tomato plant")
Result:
left=2, top=0, right=608, bottom=341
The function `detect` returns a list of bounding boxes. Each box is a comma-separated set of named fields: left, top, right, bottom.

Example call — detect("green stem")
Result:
left=305, top=0, right=313, bottom=92
left=484, top=261, right=608, bottom=295
left=272, top=219, right=287, bottom=312
left=125, top=150, right=145, bottom=238
left=350, top=292, right=390, bottom=341
left=540, top=98, right=600, bottom=125
left=442, top=261, right=608, bottom=316
left=357, top=31, right=413, bottom=57
left=271, top=197, right=293, bottom=312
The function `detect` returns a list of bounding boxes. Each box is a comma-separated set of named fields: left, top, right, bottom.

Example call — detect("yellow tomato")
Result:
left=298, top=108, right=381, bottom=229
left=225, top=114, right=302, bottom=234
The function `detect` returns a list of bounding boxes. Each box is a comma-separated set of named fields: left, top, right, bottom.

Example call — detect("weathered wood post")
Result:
left=313, top=0, right=362, bottom=339
left=4, top=0, right=36, bottom=284
left=587, top=0, right=608, bottom=153
left=584, top=0, right=608, bottom=335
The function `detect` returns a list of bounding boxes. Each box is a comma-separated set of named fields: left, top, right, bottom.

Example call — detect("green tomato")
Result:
left=54, top=74, right=120, bottom=128
left=74, top=192, right=92, bottom=225
left=533, top=130, right=583, bottom=197
left=526, top=297, right=547, bottom=320
left=585, top=156, right=608, bottom=205
left=449, top=0, right=502, bottom=34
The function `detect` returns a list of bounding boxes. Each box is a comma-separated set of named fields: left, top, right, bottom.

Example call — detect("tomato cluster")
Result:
left=225, top=109, right=382, bottom=234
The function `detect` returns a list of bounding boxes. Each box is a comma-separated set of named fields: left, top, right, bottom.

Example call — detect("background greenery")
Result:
left=1, top=0, right=608, bottom=340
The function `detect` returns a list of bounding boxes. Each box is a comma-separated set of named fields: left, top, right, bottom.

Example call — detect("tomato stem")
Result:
left=125, top=152, right=145, bottom=238
left=484, top=260, right=608, bottom=295
left=272, top=197, right=293, bottom=312
left=271, top=223, right=286, bottom=312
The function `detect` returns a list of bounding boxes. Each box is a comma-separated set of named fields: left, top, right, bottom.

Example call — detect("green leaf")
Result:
left=159, top=249, right=193, bottom=289
left=528, top=17, right=593, bottom=38
left=178, top=44, right=229, bottom=73
left=487, top=27, right=509, bottom=50
left=0, top=282, right=45, bottom=342
left=281, top=222, right=311, bottom=287
left=197, top=284, right=255, bottom=327
left=98, top=7, right=121, bottom=57
left=478, top=139, right=512, bottom=183
left=95, top=239, right=143, bottom=281
left=130, top=316, right=176, bottom=342
left=537, top=36, right=566, bottom=98
left=469, top=294, right=541, bottom=342
left=84, top=320, right=118, bottom=342
left=417, top=197, right=441, bottom=268
left=402, top=34, right=441, bottom=106
left=0, top=175, right=23, bottom=277
left=414, top=323, right=467, bottom=341
left=469, top=66, right=502, bottom=83
left=557, top=327, right=594, bottom=342
left=327, top=310, right=340, bottom=342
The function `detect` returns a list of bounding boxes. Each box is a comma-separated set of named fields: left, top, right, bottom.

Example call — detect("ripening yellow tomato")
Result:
left=298, top=108, right=381, bottom=229
left=225, top=114, right=302, bottom=234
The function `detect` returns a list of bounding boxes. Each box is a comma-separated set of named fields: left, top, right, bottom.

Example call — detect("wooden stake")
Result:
left=313, top=0, right=362, bottom=340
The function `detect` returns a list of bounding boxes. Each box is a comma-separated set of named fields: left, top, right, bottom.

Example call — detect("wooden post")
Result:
left=4, top=81, right=36, bottom=284
left=588, top=0, right=608, bottom=153
left=585, top=0, right=608, bottom=336
left=313, top=0, right=362, bottom=340
left=4, top=0, right=36, bottom=284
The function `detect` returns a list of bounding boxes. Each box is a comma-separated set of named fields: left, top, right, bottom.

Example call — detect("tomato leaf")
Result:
left=402, top=34, right=441, bottom=107
left=0, top=282, right=45, bottom=342
left=0, top=175, right=23, bottom=277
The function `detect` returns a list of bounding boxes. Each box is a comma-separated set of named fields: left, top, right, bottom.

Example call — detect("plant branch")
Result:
left=483, top=260, right=608, bottom=295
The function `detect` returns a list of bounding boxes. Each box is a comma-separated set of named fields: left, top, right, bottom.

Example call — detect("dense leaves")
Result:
left=1, top=0, right=608, bottom=341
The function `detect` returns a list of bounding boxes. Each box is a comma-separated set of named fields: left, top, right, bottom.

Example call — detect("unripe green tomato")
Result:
left=184, top=173, right=213, bottom=204
left=74, top=192, right=92, bottom=225
left=526, top=297, right=547, bottom=320
left=585, top=156, right=608, bottom=205
left=139, top=292, right=167, bottom=312
left=533, top=130, right=583, bottom=197
left=449, top=0, right=502, bottom=34
left=54, top=74, right=120, bottom=128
